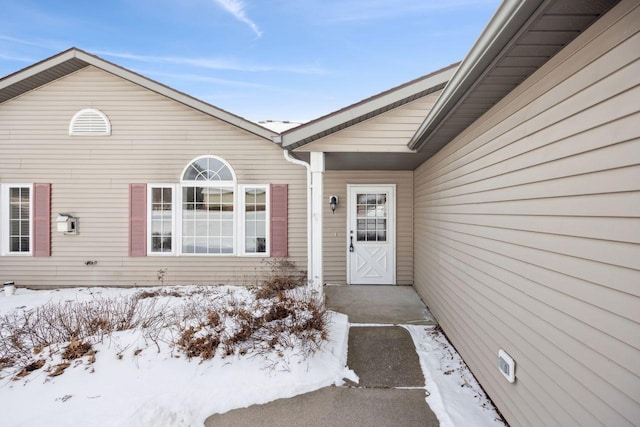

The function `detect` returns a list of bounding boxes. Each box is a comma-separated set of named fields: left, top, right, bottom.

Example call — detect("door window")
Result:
left=355, top=193, right=387, bottom=242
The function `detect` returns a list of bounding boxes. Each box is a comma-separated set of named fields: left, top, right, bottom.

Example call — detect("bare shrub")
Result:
left=0, top=274, right=329, bottom=377
left=255, top=259, right=307, bottom=299
left=0, top=295, right=169, bottom=375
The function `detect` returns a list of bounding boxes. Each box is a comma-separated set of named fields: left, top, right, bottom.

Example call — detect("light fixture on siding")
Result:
left=329, top=195, right=339, bottom=214
left=56, top=213, right=78, bottom=235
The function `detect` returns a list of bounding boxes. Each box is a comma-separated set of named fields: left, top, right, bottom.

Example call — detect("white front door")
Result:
left=347, top=185, right=396, bottom=285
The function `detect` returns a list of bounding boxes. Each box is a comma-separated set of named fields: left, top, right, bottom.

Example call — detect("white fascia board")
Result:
left=281, top=66, right=456, bottom=148
left=73, top=51, right=276, bottom=141
left=408, top=0, right=545, bottom=150
left=1, top=49, right=276, bottom=141
left=0, top=50, right=79, bottom=91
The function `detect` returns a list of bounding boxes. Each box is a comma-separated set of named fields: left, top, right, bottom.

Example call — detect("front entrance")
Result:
left=347, top=185, right=396, bottom=284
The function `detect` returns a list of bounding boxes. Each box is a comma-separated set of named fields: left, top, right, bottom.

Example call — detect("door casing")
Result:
left=346, top=184, right=396, bottom=285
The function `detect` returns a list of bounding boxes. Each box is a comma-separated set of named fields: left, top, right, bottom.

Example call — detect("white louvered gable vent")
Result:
left=69, top=108, right=111, bottom=136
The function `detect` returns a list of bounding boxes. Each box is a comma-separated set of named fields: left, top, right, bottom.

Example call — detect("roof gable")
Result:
left=280, top=63, right=458, bottom=150
left=0, top=48, right=276, bottom=141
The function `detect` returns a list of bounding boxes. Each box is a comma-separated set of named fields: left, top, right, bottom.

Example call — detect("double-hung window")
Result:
left=1, top=184, right=33, bottom=255
left=148, top=185, right=175, bottom=255
left=240, top=185, right=269, bottom=255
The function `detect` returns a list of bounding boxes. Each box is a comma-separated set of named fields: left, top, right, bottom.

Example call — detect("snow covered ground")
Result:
left=405, top=325, right=506, bottom=427
left=0, top=286, right=504, bottom=427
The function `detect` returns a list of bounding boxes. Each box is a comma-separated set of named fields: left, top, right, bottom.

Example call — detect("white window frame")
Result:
left=178, top=155, right=238, bottom=257
left=239, top=184, right=270, bottom=257
left=147, top=184, right=176, bottom=256
left=149, top=157, right=273, bottom=257
left=1, top=183, right=34, bottom=256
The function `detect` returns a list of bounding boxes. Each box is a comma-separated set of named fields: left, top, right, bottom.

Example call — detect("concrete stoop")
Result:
left=324, top=285, right=437, bottom=325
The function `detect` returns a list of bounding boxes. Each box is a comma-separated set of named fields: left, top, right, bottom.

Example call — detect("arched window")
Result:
left=69, top=108, right=111, bottom=136
left=146, top=155, right=274, bottom=257
left=180, top=156, right=236, bottom=254
left=181, top=156, right=236, bottom=182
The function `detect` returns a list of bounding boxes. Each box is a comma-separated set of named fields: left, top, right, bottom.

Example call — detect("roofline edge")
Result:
left=408, top=0, right=545, bottom=151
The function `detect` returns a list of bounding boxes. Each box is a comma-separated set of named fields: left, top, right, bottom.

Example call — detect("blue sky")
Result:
left=0, top=0, right=500, bottom=123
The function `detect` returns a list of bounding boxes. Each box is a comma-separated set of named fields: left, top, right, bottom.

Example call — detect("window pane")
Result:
left=254, top=190, right=266, bottom=204
left=256, top=237, right=266, bottom=253
left=10, top=237, right=20, bottom=252
left=182, top=185, right=234, bottom=254
left=8, top=186, right=30, bottom=253
left=182, top=157, right=234, bottom=182
left=245, top=238, right=256, bottom=253
left=246, top=221, right=256, bottom=236
left=152, top=236, right=162, bottom=251
left=244, top=187, right=267, bottom=254
left=256, top=221, right=266, bottom=236
left=150, top=187, right=173, bottom=253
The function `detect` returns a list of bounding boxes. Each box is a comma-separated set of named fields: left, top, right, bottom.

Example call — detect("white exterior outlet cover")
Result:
left=498, top=349, right=516, bottom=383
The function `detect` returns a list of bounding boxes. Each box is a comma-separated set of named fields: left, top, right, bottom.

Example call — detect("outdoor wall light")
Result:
left=329, top=195, right=339, bottom=214
left=56, top=213, right=78, bottom=234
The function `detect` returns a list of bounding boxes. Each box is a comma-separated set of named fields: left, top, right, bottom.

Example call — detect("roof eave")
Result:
left=0, top=48, right=277, bottom=142
left=408, top=0, right=544, bottom=151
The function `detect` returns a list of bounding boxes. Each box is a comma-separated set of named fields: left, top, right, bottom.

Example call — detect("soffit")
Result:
left=411, top=0, right=620, bottom=156
left=0, top=54, right=89, bottom=104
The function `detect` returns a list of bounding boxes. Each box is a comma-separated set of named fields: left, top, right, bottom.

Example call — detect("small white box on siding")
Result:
left=498, top=349, right=516, bottom=383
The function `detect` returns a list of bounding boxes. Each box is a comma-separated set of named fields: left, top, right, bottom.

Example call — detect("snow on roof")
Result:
left=257, top=120, right=303, bottom=133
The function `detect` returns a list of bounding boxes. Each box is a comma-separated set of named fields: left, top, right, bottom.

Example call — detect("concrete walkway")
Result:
left=205, top=285, right=439, bottom=427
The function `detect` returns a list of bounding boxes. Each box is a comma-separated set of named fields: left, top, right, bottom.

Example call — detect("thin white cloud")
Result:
left=0, top=52, right=35, bottom=62
left=0, top=34, right=66, bottom=50
left=137, top=69, right=274, bottom=89
left=92, top=49, right=325, bottom=74
left=212, top=0, right=262, bottom=37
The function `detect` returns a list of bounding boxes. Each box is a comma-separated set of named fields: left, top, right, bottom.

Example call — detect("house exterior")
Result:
left=1, top=0, right=638, bottom=426
left=0, top=50, right=307, bottom=286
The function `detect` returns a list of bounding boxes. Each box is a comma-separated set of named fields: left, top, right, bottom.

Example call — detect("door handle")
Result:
left=349, top=233, right=354, bottom=252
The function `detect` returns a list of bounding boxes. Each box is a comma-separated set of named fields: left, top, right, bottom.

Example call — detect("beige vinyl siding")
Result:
left=295, top=92, right=440, bottom=153
left=413, top=2, right=640, bottom=427
left=324, top=171, right=413, bottom=285
left=0, top=66, right=307, bottom=287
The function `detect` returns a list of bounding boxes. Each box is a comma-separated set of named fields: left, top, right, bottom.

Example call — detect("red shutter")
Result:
left=270, top=184, right=288, bottom=257
left=129, top=184, right=147, bottom=257
left=33, top=183, right=51, bottom=257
